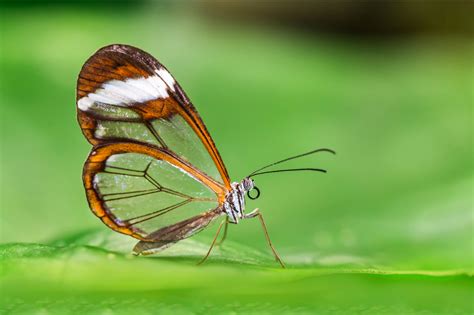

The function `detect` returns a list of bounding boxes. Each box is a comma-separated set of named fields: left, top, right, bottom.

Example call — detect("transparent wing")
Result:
left=83, top=142, right=226, bottom=240
left=76, top=44, right=230, bottom=187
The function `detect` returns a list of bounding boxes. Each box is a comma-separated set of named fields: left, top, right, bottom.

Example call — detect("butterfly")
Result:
left=76, top=44, right=335, bottom=268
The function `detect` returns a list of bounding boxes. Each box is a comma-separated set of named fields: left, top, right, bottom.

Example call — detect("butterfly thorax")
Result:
left=223, top=178, right=254, bottom=224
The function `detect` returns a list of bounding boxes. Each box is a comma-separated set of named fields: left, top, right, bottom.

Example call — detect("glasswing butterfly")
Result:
left=76, top=44, right=334, bottom=268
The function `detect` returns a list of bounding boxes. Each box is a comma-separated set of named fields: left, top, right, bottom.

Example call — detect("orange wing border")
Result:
left=83, top=142, right=227, bottom=240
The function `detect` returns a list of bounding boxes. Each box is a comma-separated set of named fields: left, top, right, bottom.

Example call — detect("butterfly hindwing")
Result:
left=83, top=142, right=226, bottom=241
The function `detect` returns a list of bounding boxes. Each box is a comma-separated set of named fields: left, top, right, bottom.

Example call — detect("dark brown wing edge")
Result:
left=132, top=208, right=223, bottom=255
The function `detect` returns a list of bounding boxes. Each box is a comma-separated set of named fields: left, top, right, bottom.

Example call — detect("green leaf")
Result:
left=1, top=230, right=472, bottom=314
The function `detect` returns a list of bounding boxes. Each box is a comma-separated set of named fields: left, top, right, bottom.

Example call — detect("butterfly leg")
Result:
left=245, top=209, right=286, bottom=268
left=215, top=218, right=229, bottom=246
left=197, top=218, right=226, bottom=265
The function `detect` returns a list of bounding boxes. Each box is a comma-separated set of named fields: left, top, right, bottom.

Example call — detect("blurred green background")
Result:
left=0, top=1, right=472, bottom=314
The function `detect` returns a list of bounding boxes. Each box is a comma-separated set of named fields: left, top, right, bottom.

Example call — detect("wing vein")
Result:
left=103, top=190, right=160, bottom=202
left=125, top=199, right=193, bottom=226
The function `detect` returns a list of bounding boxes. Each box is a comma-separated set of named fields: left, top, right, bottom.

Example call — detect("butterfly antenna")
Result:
left=250, top=168, right=328, bottom=177
left=248, top=148, right=335, bottom=177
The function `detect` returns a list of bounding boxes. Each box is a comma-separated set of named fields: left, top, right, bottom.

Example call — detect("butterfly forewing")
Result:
left=77, top=44, right=231, bottom=241
left=77, top=44, right=230, bottom=186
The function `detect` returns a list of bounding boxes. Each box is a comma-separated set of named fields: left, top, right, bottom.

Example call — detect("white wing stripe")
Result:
left=78, top=75, right=171, bottom=111
left=103, top=80, right=147, bottom=102
left=88, top=91, right=123, bottom=105
left=156, top=68, right=176, bottom=92
left=147, top=76, right=169, bottom=98
left=123, top=79, right=158, bottom=99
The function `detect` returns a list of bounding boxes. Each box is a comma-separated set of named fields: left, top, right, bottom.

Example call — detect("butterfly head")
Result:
left=241, top=177, right=260, bottom=200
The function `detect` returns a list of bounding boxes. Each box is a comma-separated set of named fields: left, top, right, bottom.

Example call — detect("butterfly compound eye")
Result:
left=247, top=186, right=260, bottom=200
